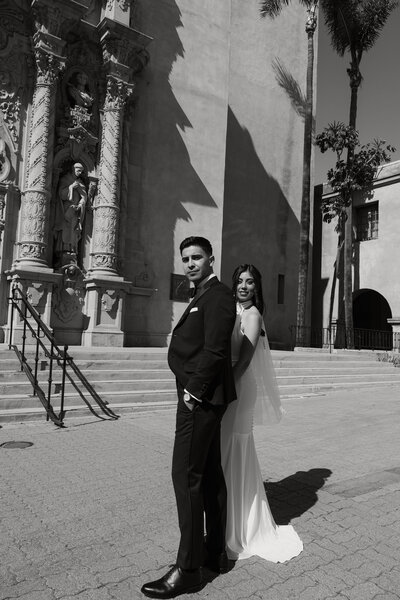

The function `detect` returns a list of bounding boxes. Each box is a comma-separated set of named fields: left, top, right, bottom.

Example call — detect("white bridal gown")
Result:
left=221, top=308, right=303, bottom=562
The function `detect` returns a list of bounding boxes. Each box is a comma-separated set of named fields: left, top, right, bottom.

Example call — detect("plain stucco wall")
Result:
left=221, top=1, right=310, bottom=347
left=123, top=0, right=232, bottom=345
left=123, top=0, right=311, bottom=346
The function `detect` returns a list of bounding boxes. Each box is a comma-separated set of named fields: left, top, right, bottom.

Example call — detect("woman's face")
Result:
left=236, top=270, right=256, bottom=303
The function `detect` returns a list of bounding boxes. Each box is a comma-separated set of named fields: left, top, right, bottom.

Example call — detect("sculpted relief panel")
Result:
left=0, top=4, right=32, bottom=152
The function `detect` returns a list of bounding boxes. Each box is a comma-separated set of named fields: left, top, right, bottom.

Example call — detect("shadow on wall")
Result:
left=221, top=107, right=300, bottom=348
left=123, top=0, right=217, bottom=345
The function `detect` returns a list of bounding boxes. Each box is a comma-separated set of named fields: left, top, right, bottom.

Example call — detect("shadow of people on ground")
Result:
left=264, top=468, right=332, bottom=525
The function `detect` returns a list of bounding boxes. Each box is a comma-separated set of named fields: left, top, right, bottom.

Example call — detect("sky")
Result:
left=315, top=4, right=400, bottom=184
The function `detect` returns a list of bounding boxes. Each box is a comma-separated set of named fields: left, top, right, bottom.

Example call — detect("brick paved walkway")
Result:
left=1, top=384, right=400, bottom=600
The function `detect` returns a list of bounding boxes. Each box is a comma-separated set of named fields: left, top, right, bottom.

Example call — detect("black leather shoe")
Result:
left=141, top=565, right=202, bottom=598
left=204, top=550, right=229, bottom=574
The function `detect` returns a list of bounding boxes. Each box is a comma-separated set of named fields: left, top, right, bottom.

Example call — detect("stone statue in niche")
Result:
left=66, top=71, right=93, bottom=110
left=54, top=162, right=88, bottom=265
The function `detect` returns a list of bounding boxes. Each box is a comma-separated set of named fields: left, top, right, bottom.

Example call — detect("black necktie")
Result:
left=189, top=286, right=197, bottom=298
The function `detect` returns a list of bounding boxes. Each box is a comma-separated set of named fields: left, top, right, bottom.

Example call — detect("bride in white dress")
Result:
left=221, top=264, right=303, bottom=563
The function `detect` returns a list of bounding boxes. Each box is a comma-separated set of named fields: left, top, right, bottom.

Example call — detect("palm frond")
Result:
left=260, top=0, right=291, bottom=18
left=320, top=0, right=355, bottom=55
left=357, top=0, right=399, bottom=52
left=320, top=0, right=398, bottom=55
left=260, top=0, right=314, bottom=17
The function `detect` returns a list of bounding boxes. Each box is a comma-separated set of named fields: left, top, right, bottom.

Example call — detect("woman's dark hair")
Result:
left=232, top=264, right=264, bottom=314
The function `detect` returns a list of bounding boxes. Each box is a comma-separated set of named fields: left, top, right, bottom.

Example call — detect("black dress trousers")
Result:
left=171, top=388, right=227, bottom=570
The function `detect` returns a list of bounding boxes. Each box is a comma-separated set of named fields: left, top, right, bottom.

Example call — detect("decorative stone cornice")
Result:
left=31, top=0, right=88, bottom=38
left=98, top=17, right=152, bottom=82
left=30, top=0, right=89, bottom=86
left=31, top=1, right=63, bottom=38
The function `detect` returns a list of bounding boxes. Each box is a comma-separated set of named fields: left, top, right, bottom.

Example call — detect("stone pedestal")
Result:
left=81, top=276, right=130, bottom=346
left=5, top=269, right=62, bottom=346
left=50, top=264, right=87, bottom=345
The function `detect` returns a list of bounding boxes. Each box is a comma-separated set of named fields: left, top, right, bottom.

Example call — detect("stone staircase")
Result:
left=1, top=344, right=400, bottom=423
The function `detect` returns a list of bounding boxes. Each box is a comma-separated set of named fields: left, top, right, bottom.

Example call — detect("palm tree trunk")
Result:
left=343, top=59, right=360, bottom=348
left=296, top=5, right=317, bottom=347
left=343, top=202, right=354, bottom=347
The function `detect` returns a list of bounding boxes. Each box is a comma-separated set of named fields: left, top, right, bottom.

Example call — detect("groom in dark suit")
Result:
left=141, top=236, right=236, bottom=598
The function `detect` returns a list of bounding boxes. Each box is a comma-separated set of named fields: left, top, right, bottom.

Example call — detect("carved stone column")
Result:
left=82, top=18, right=151, bottom=346
left=90, top=17, right=152, bottom=276
left=89, top=75, right=133, bottom=276
left=18, top=9, right=67, bottom=268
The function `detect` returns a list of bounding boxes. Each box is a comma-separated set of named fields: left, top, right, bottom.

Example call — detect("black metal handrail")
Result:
left=290, top=324, right=400, bottom=352
left=8, top=287, right=119, bottom=427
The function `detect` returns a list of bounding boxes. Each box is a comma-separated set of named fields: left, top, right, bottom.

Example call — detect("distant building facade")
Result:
left=0, top=0, right=312, bottom=348
left=312, top=160, right=400, bottom=348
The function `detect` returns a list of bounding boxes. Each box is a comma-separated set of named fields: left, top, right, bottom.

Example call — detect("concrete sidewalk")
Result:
left=1, top=384, right=400, bottom=600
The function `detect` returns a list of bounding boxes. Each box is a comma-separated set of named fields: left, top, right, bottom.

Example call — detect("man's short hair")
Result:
left=179, top=236, right=213, bottom=256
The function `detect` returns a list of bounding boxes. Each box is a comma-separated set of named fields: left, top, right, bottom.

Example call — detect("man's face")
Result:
left=74, top=165, right=84, bottom=177
left=181, top=245, right=214, bottom=284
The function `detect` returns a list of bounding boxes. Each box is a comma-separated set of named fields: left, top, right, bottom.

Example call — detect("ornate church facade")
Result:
left=0, top=0, right=311, bottom=348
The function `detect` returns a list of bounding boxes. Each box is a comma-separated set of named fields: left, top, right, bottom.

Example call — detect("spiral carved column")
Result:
left=82, top=18, right=151, bottom=346
left=89, top=77, right=133, bottom=276
left=18, top=37, right=66, bottom=268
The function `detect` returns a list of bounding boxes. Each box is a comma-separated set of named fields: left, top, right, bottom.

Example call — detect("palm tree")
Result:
left=320, top=0, right=398, bottom=347
left=261, top=0, right=318, bottom=347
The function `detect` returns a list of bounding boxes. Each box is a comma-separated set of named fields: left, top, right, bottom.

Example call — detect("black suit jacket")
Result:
left=168, top=277, right=236, bottom=406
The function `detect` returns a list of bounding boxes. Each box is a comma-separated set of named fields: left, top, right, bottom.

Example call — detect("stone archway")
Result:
left=353, top=289, right=393, bottom=349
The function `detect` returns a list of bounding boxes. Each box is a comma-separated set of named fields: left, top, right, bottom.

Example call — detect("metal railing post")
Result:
left=21, top=301, right=27, bottom=369
left=9, top=291, right=15, bottom=350
left=60, top=345, right=68, bottom=419
left=47, top=340, right=54, bottom=422
left=33, top=315, right=41, bottom=396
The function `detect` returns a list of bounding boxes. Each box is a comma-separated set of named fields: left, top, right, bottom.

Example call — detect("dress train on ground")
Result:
left=221, top=312, right=303, bottom=562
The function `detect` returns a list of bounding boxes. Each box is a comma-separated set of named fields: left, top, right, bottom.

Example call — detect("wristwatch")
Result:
left=183, top=392, right=192, bottom=402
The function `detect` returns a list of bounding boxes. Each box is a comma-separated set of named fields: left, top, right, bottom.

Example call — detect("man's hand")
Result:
left=183, top=391, right=196, bottom=411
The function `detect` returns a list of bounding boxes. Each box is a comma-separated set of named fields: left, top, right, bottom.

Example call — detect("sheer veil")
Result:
left=250, top=320, right=283, bottom=426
